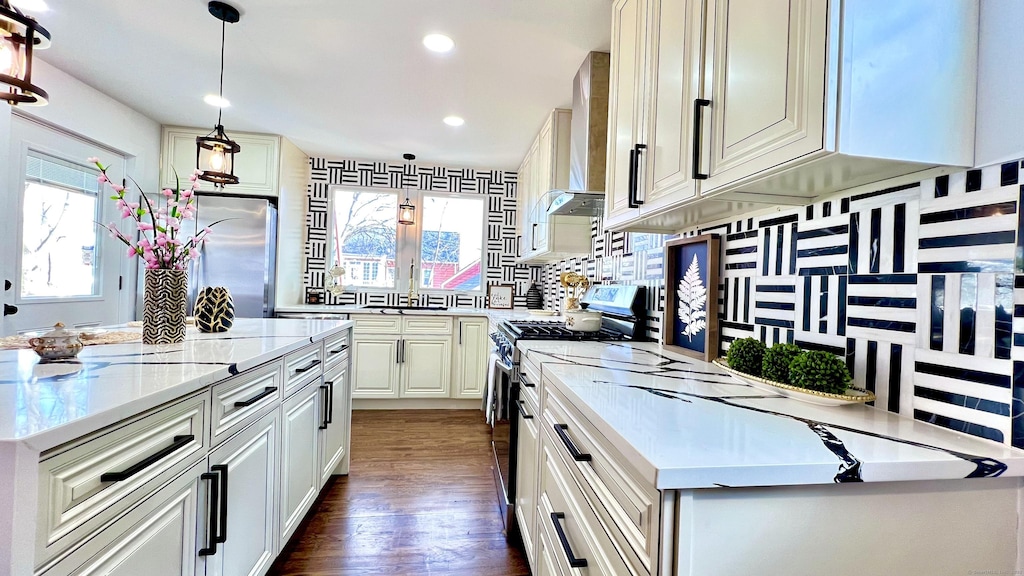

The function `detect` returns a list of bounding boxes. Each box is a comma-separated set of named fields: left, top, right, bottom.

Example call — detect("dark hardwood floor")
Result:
left=270, top=409, right=531, bottom=576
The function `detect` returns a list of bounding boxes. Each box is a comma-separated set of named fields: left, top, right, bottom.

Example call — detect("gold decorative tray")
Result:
left=713, top=358, right=876, bottom=406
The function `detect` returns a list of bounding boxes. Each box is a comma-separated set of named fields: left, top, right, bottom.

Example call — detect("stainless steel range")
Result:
left=488, top=284, right=646, bottom=539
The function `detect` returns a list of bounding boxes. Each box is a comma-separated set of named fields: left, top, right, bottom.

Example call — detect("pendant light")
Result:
left=196, top=1, right=241, bottom=187
left=398, top=153, right=416, bottom=226
left=0, top=0, right=49, bottom=106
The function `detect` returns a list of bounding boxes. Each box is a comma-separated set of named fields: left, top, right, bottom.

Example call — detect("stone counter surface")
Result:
left=518, top=340, right=1024, bottom=490
left=275, top=304, right=562, bottom=322
left=0, top=318, right=352, bottom=451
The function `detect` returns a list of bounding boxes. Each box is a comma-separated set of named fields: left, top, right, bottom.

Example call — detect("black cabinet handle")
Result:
left=553, top=424, right=591, bottom=462
left=212, top=464, right=228, bottom=544
left=326, top=380, right=335, bottom=425
left=458, top=323, right=463, bottom=346
left=692, top=98, right=711, bottom=180
left=520, top=375, right=536, bottom=388
left=233, top=386, right=277, bottom=408
left=319, top=384, right=330, bottom=430
left=198, top=470, right=220, bottom=557
left=328, top=344, right=349, bottom=355
left=3, top=304, right=17, bottom=316
left=551, top=512, right=588, bottom=568
left=531, top=223, right=538, bottom=251
left=516, top=400, right=533, bottom=420
left=633, top=143, right=646, bottom=206
left=395, top=340, right=401, bottom=364
left=627, top=146, right=638, bottom=208
left=294, top=359, right=321, bottom=374
left=100, top=434, right=194, bottom=482
left=400, top=339, right=406, bottom=364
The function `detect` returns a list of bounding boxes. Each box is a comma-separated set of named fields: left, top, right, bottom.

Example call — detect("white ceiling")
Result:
left=33, top=0, right=613, bottom=170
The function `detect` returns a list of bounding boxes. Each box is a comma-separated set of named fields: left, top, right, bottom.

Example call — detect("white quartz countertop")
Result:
left=0, top=318, right=351, bottom=451
left=518, top=340, right=1024, bottom=490
left=276, top=304, right=562, bottom=322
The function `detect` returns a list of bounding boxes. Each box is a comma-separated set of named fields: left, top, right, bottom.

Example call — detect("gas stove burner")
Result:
left=504, top=320, right=627, bottom=341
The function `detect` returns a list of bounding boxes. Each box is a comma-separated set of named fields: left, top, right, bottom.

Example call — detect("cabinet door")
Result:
left=518, top=140, right=538, bottom=259
left=452, top=318, right=489, bottom=399
left=161, top=127, right=281, bottom=197
left=399, top=336, right=452, bottom=398
left=204, top=409, right=279, bottom=576
left=279, top=382, right=320, bottom=546
left=533, top=119, right=553, bottom=253
left=534, top=520, right=568, bottom=576
left=514, top=398, right=540, bottom=568
left=604, top=0, right=649, bottom=227
left=640, top=0, right=704, bottom=213
left=702, top=0, right=827, bottom=192
left=351, top=337, right=400, bottom=398
left=319, top=361, right=351, bottom=485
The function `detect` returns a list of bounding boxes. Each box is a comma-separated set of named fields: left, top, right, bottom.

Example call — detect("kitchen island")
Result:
left=515, top=340, right=1024, bottom=575
left=0, top=318, right=353, bottom=576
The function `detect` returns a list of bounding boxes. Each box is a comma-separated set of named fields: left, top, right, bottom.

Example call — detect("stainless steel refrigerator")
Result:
left=137, top=194, right=278, bottom=319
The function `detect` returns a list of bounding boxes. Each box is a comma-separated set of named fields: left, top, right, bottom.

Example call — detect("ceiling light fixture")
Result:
left=196, top=1, right=241, bottom=187
left=203, top=94, right=230, bottom=108
left=0, top=0, right=49, bottom=106
left=422, top=33, right=454, bottom=53
left=443, top=115, right=464, bottom=127
left=398, top=153, right=416, bottom=226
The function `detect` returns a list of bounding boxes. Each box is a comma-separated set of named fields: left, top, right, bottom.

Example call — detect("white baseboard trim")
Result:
left=353, top=398, right=485, bottom=410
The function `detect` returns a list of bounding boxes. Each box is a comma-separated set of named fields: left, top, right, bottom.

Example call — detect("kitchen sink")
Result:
left=360, top=305, right=449, bottom=311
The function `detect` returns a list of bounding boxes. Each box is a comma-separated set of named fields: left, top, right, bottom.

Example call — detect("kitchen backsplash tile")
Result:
left=301, top=157, right=540, bottom=308
left=540, top=158, right=1024, bottom=449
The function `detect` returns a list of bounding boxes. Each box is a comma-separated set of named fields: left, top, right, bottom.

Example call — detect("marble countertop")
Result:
left=276, top=304, right=562, bottom=322
left=518, top=340, right=1024, bottom=490
left=0, top=318, right=351, bottom=451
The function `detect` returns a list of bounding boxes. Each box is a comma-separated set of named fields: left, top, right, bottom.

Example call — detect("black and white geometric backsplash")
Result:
left=302, top=157, right=540, bottom=308
left=542, top=158, right=1024, bottom=449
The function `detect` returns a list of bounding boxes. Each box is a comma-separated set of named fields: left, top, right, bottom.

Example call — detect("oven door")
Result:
left=489, top=352, right=517, bottom=534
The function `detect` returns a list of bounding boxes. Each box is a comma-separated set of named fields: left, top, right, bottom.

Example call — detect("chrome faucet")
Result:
left=407, top=259, right=417, bottom=305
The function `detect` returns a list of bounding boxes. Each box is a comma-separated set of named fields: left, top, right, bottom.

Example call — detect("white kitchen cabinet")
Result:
left=202, top=408, right=279, bottom=576
left=351, top=337, right=401, bottom=397
left=452, top=317, right=489, bottom=399
left=319, top=359, right=352, bottom=484
left=514, top=389, right=540, bottom=569
left=161, top=126, right=284, bottom=197
left=517, top=110, right=592, bottom=263
left=278, top=381, right=320, bottom=546
left=399, top=335, right=453, bottom=398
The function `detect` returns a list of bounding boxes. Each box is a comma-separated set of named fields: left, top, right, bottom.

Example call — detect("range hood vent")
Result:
left=548, top=51, right=609, bottom=217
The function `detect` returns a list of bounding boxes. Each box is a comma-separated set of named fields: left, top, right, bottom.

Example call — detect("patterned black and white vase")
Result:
left=143, top=269, right=188, bottom=345
left=195, top=286, right=235, bottom=333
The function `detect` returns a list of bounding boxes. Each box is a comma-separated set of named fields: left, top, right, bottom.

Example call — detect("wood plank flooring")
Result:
left=270, top=409, right=530, bottom=576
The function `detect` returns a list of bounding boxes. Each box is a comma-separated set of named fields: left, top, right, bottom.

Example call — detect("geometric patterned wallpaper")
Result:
left=543, top=158, right=1024, bottom=449
left=301, top=157, right=540, bottom=308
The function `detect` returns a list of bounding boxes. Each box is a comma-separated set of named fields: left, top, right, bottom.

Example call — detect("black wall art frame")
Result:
left=664, top=234, right=720, bottom=361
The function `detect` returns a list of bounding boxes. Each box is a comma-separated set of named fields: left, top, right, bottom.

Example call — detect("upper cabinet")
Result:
left=517, top=110, right=592, bottom=263
left=605, top=0, right=979, bottom=232
left=161, top=126, right=283, bottom=197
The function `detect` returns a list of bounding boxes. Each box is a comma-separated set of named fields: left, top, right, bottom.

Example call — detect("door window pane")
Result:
left=20, top=154, right=102, bottom=298
left=331, top=189, right=398, bottom=288
left=420, top=195, right=484, bottom=291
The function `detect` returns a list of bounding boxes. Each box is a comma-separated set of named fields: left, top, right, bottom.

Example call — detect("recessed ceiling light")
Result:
left=204, top=94, right=230, bottom=108
left=11, top=0, right=49, bottom=12
left=423, top=34, right=455, bottom=53
left=443, top=116, right=464, bottom=127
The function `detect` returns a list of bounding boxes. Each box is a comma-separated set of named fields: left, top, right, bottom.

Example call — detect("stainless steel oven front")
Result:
left=489, top=334, right=519, bottom=538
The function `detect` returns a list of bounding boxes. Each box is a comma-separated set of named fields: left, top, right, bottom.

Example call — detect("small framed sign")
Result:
left=664, top=234, right=720, bottom=361
left=487, top=284, right=514, bottom=309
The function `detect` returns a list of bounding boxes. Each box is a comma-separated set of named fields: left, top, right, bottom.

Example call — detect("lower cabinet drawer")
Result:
left=283, top=343, right=324, bottom=397
left=537, top=437, right=635, bottom=576
left=323, top=329, right=351, bottom=371
left=36, top=393, right=208, bottom=570
left=210, top=360, right=283, bottom=445
left=543, top=381, right=658, bottom=574
left=352, top=315, right=401, bottom=335
left=402, top=316, right=452, bottom=334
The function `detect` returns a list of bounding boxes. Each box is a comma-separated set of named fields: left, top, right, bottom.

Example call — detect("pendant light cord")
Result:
left=217, top=18, right=225, bottom=126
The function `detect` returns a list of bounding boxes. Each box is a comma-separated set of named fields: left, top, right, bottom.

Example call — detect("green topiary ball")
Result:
left=726, top=337, right=766, bottom=377
left=761, top=343, right=803, bottom=384
left=789, top=350, right=851, bottom=394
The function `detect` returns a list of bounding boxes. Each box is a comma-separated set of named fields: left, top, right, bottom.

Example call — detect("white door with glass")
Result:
left=2, top=115, right=127, bottom=334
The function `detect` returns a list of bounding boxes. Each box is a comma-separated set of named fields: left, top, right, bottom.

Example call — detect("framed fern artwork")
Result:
left=663, top=234, right=721, bottom=361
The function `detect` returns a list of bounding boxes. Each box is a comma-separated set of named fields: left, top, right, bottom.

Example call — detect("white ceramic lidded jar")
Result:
left=28, top=322, right=84, bottom=360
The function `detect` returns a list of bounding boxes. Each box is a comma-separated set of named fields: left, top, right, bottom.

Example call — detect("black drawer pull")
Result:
left=520, top=375, right=536, bottom=388
left=326, top=380, right=335, bottom=424
left=692, top=98, right=711, bottom=180
left=551, top=512, right=588, bottom=568
left=294, top=359, right=321, bottom=374
left=627, top=146, right=638, bottom=208
left=328, top=344, right=349, bottom=355
left=554, top=424, right=591, bottom=462
left=319, top=384, right=330, bottom=430
left=516, top=400, right=533, bottom=420
left=100, top=434, right=194, bottom=482
left=233, top=386, right=277, bottom=408
left=198, top=470, right=220, bottom=556
left=212, top=464, right=228, bottom=544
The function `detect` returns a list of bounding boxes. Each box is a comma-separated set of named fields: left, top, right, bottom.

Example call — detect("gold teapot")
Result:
left=28, top=323, right=84, bottom=361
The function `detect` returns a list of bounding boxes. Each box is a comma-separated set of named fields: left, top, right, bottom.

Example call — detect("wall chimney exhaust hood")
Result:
left=547, top=51, right=609, bottom=217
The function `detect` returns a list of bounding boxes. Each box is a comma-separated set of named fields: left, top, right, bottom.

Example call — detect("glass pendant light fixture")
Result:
left=196, top=1, right=241, bottom=187
left=0, top=0, right=49, bottom=105
left=398, top=153, right=416, bottom=225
